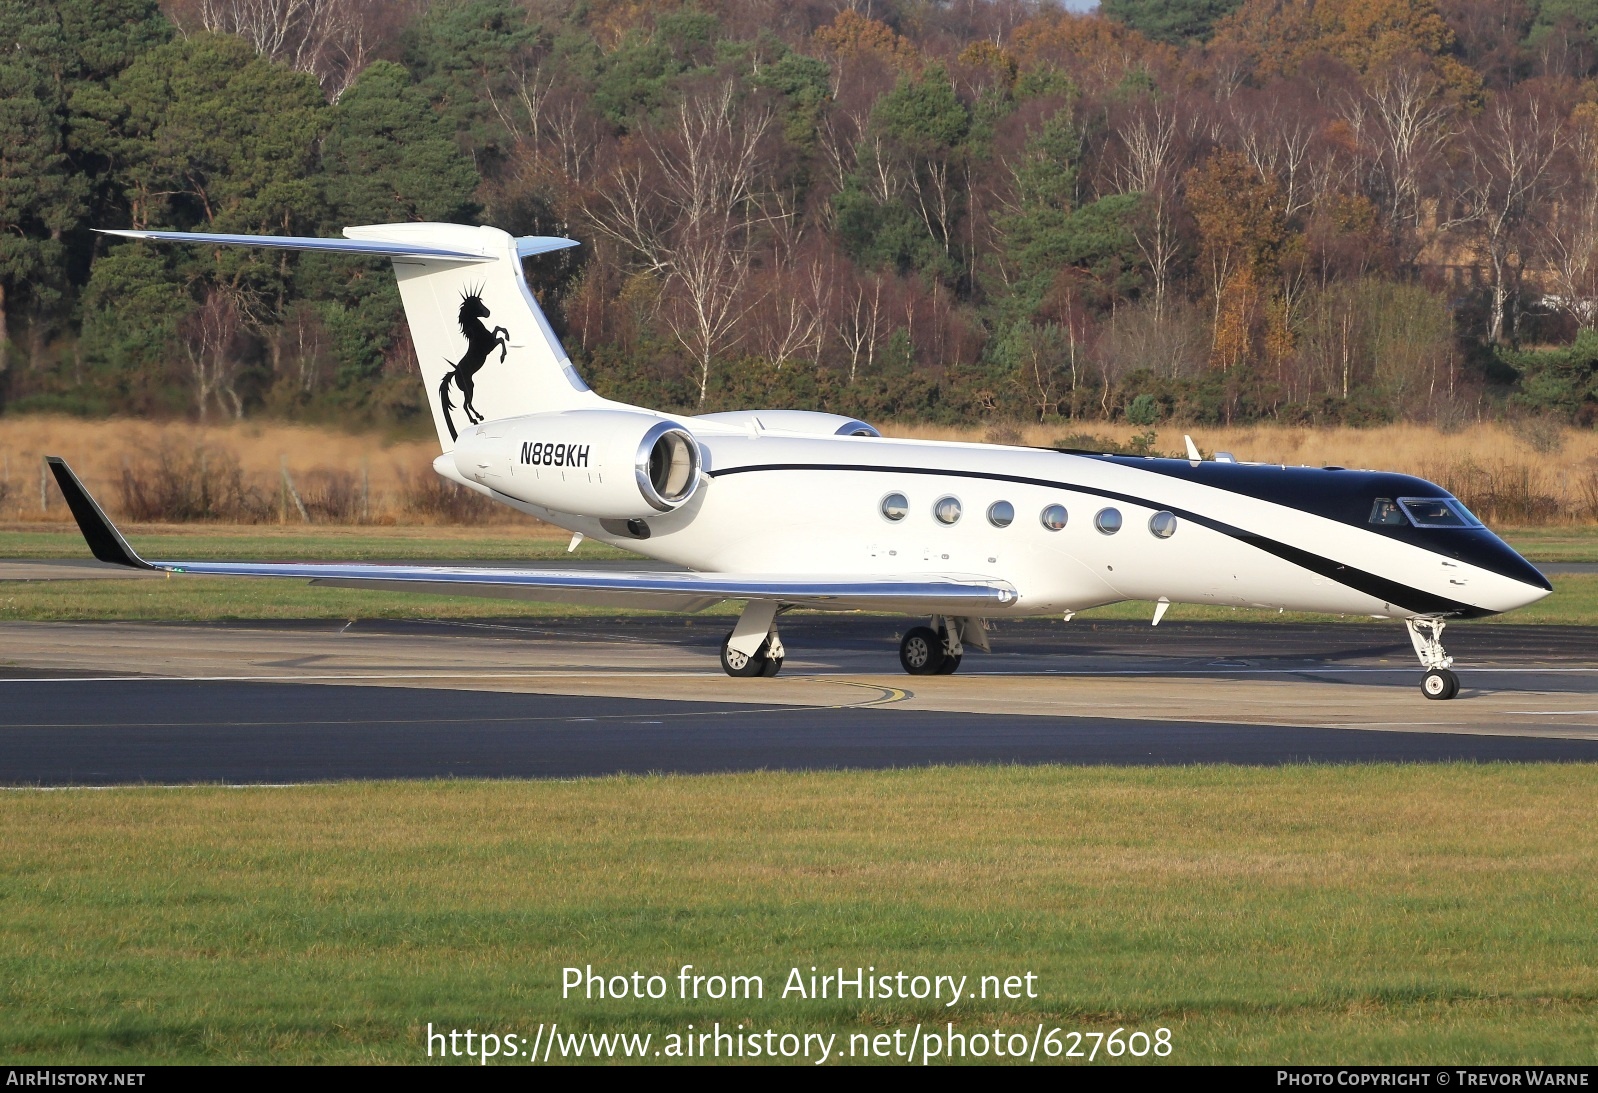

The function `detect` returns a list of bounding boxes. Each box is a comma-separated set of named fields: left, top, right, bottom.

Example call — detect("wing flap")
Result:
left=172, top=560, right=1017, bottom=612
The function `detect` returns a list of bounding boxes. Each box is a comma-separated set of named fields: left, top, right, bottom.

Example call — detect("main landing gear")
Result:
left=1407, top=616, right=1459, bottom=700
left=718, top=607, right=992, bottom=679
left=899, top=617, right=987, bottom=676
left=720, top=600, right=785, bottom=677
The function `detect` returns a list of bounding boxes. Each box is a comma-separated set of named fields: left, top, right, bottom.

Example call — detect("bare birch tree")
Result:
left=1114, top=100, right=1181, bottom=320
left=1537, top=106, right=1598, bottom=330
left=1358, top=63, right=1457, bottom=253
left=1449, top=92, right=1566, bottom=344
left=586, top=82, right=775, bottom=403
left=180, top=289, right=243, bottom=421
left=191, top=0, right=375, bottom=99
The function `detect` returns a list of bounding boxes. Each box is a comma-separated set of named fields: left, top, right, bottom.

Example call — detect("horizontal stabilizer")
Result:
left=96, top=228, right=579, bottom=264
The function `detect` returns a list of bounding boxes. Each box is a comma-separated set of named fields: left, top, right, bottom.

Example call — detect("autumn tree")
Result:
left=1186, top=152, right=1288, bottom=373
left=1213, top=0, right=1483, bottom=99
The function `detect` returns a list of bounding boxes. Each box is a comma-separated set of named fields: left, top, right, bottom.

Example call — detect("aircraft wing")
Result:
left=45, top=458, right=1016, bottom=613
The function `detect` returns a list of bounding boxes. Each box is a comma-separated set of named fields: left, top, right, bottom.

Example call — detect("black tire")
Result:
left=1422, top=668, right=1458, bottom=700
left=900, top=626, right=946, bottom=675
left=935, top=653, right=962, bottom=674
left=721, top=632, right=768, bottom=678
left=760, top=655, right=783, bottom=677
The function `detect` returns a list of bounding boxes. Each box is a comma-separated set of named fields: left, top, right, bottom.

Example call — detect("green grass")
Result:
left=0, top=766, right=1594, bottom=1064
left=0, top=522, right=632, bottom=561
left=1075, top=573, right=1598, bottom=627
left=2, top=574, right=1593, bottom=625
left=0, top=577, right=710, bottom=621
left=1, top=521, right=1589, bottom=563
left=1, top=520, right=1593, bottom=624
left=1499, top=527, right=1598, bottom=563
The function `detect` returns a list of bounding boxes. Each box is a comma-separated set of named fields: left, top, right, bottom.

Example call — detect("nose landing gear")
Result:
left=1407, top=617, right=1459, bottom=700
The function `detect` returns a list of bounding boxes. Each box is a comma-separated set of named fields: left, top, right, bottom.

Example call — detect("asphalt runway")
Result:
left=4, top=675, right=1598, bottom=786
left=4, top=614, right=1598, bottom=784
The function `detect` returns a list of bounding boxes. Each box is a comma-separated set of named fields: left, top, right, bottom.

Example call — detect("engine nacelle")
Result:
left=453, top=409, right=701, bottom=519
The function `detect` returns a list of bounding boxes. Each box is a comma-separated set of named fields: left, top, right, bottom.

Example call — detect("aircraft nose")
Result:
left=1499, top=544, right=1552, bottom=594
left=1480, top=534, right=1553, bottom=609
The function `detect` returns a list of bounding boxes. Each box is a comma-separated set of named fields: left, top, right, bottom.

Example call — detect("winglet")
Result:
left=43, top=458, right=154, bottom=569
left=1184, top=434, right=1202, bottom=462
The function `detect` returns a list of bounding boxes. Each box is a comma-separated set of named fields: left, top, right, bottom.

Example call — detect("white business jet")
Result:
left=48, top=222, right=1552, bottom=699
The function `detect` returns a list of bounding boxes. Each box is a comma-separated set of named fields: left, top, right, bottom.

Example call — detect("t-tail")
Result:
left=97, top=223, right=601, bottom=452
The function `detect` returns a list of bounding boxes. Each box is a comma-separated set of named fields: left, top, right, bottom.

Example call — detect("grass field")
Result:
left=0, top=514, right=1592, bottom=624
left=1, top=766, right=1593, bottom=1064
left=0, top=521, right=628, bottom=561
left=0, top=573, right=1592, bottom=625
left=0, top=520, right=1590, bottom=562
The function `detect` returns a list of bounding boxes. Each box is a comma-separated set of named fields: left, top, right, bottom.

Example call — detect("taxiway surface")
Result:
left=2, top=614, right=1598, bottom=784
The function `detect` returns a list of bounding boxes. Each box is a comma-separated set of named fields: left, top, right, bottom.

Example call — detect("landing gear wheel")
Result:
left=760, top=655, right=783, bottom=677
left=1422, top=668, right=1458, bottom=700
left=935, top=653, right=962, bottom=674
left=720, top=632, right=768, bottom=678
left=900, top=626, right=946, bottom=675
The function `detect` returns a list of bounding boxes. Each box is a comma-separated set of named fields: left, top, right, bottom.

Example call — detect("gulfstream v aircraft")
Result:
left=49, top=222, right=1553, bottom=700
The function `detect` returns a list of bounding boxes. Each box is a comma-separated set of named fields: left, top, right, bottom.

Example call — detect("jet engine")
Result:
left=453, top=409, right=701, bottom=519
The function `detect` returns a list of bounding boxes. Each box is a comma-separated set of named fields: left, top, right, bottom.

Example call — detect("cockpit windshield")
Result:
left=1368, top=498, right=1406, bottom=526
left=1368, top=496, right=1484, bottom=529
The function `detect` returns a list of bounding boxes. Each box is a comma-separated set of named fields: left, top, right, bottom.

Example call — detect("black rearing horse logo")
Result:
left=439, top=288, right=510, bottom=441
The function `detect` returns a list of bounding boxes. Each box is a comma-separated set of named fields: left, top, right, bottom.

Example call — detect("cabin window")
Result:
left=1148, top=511, right=1178, bottom=538
left=1399, top=497, right=1481, bottom=528
left=1369, top=498, right=1406, bottom=526
left=987, top=500, right=1015, bottom=527
left=1040, top=504, right=1068, bottom=531
left=880, top=493, right=908, bottom=522
left=934, top=496, right=962, bottom=525
left=1095, top=508, right=1123, bottom=535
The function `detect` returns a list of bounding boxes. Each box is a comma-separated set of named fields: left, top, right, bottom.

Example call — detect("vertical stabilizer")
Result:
left=97, top=222, right=601, bottom=453
left=342, top=223, right=598, bottom=450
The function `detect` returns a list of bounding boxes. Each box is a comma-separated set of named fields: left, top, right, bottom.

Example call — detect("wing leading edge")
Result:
left=44, top=458, right=1017, bottom=613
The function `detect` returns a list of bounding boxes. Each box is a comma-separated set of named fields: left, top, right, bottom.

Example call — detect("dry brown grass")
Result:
left=6, top=415, right=1598, bottom=526
left=0, top=416, right=538, bottom=526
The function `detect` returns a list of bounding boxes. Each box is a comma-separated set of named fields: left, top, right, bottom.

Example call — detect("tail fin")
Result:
left=98, top=223, right=599, bottom=451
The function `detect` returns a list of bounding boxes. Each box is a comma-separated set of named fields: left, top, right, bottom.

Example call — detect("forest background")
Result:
left=9, top=0, right=1598, bottom=436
